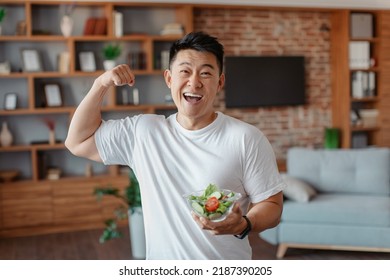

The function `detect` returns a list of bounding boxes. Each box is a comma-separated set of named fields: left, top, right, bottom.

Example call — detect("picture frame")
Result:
left=4, top=93, right=18, bottom=110
left=21, top=49, right=43, bottom=72
left=43, top=83, right=63, bottom=107
left=79, top=51, right=96, bottom=72
left=0, top=61, right=11, bottom=74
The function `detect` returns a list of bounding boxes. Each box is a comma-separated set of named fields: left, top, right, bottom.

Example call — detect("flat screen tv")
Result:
left=224, top=56, right=305, bottom=108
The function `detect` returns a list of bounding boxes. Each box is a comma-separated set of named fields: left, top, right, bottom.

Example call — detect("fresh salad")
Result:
left=187, top=184, right=240, bottom=221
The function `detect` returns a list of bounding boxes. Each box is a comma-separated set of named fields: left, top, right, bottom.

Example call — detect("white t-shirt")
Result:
left=95, top=112, right=285, bottom=260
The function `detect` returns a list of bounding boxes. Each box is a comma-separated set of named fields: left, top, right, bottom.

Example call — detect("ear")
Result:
left=164, top=69, right=172, bottom=88
left=217, top=73, right=225, bottom=92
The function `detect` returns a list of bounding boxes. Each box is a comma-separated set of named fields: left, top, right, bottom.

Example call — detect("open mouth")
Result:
left=183, top=93, right=203, bottom=104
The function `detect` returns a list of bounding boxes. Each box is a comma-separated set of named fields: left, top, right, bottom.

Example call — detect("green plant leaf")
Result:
left=0, top=9, right=6, bottom=23
left=103, top=43, right=121, bottom=60
left=94, top=168, right=142, bottom=243
left=99, top=219, right=123, bottom=243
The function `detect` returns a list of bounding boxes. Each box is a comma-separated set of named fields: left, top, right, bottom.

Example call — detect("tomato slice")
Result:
left=205, top=197, right=219, bottom=212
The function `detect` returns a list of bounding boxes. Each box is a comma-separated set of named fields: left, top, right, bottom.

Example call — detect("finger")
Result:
left=192, top=212, right=207, bottom=229
left=112, top=64, right=135, bottom=86
left=200, top=216, right=217, bottom=230
left=231, top=202, right=242, bottom=215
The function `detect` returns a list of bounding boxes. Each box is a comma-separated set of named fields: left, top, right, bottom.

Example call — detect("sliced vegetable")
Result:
left=191, top=201, right=204, bottom=215
left=205, top=197, right=219, bottom=212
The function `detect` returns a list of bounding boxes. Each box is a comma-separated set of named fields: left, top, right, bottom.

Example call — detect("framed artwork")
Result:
left=79, top=51, right=96, bottom=72
left=21, top=49, right=43, bottom=72
left=4, top=93, right=18, bottom=110
left=43, top=83, right=63, bottom=107
left=0, top=61, right=11, bottom=74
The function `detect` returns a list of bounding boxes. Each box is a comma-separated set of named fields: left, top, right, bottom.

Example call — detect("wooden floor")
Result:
left=0, top=227, right=389, bottom=260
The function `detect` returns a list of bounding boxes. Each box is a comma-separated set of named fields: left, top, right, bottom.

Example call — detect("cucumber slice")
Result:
left=191, top=202, right=204, bottom=215
left=209, top=191, right=222, bottom=199
left=227, top=192, right=234, bottom=198
left=208, top=212, right=222, bottom=220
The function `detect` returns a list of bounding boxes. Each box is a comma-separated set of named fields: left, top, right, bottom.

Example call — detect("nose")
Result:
left=187, top=73, right=202, bottom=89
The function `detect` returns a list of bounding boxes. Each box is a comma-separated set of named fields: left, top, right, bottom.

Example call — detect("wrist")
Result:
left=234, top=215, right=252, bottom=239
left=236, top=216, right=248, bottom=234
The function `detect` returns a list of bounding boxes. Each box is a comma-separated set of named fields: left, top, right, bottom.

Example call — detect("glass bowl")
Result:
left=184, top=189, right=242, bottom=222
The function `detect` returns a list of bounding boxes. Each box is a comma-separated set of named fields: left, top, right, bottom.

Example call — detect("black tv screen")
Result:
left=224, top=56, right=305, bottom=108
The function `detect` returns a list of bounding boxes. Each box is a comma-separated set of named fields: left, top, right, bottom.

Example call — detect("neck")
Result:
left=177, top=112, right=217, bottom=130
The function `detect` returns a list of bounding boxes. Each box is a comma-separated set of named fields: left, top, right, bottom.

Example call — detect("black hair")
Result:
left=169, top=31, right=224, bottom=74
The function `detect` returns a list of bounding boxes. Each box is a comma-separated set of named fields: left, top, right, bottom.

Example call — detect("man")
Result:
left=65, top=31, right=285, bottom=259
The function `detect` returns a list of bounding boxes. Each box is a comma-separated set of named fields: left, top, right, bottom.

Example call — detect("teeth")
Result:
left=184, top=93, right=202, bottom=98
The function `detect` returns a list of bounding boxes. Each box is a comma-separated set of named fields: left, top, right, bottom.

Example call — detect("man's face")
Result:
left=164, top=49, right=225, bottom=128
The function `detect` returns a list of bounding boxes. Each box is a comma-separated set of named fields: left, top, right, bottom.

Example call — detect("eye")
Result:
left=200, top=72, right=212, bottom=77
left=179, top=69, right=190, bottom=75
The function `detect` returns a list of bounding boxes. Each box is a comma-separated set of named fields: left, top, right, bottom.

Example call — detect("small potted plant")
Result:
left=0, top=8, right=6, bottom=35
left=94, top=168, right=145, bottom=259
left=102, top=43, right=121, bottom=70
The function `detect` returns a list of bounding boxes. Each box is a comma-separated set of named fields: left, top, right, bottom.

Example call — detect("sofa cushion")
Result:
left=282, top=194, right=390, bottom=227
left=280, top=173, right=317, bottom=202
left=287, top=148, right=390, bottom=195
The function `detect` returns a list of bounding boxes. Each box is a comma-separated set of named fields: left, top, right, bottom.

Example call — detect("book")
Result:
left=160, top=23, right=184, bottom=35
left=349, top=41, right=370, bottom=69
left=83, top=17, right=107, bottom=35
left=350, top=13, right=374, bottom=38
left=113, top=11, right=123, bottom=37
left=351, top=71, right=376, bottom=98
left=351, top=71, right=364, bottom=98
left=161, top=50, right=170, bottom=70
left=58, top=52, right=70, bottom=73
left=127, top=52, right=146, bottom=70
left=94, top=18, right=107, bottom=35
left=83, top=17, right=97, bottom=35
left=368, top=72, right=376, bottom=97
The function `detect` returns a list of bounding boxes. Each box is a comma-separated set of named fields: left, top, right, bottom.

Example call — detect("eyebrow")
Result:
left=178, top=62, right=215, bottom=70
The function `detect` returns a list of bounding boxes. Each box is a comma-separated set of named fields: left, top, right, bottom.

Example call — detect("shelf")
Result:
left=331, top=10, right=389, bottom=149
left=0, top=143, right=65, bottom=152
left=349, top=37, right=379, bottom=42
left=101, top=104, right=175, bottom=112
left=351, top=126, right=379, bottom=132
left=350, top=67, right=379, bottom=72
left=351, top=97, right=379, bottom=102
left=0, top=107, right=74, bottom=116
left=0, top=0, right=193, bottom=237
left=0, top=173, right=128, bottom=187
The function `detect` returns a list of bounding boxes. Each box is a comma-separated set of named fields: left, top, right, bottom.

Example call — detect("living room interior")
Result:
left=0, top=0, right=389, bottom=260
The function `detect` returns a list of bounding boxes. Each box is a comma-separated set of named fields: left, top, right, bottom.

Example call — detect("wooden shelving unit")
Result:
left=0, top=0, right=193, bottom=237
left=331, top=9, right=390, bottom=148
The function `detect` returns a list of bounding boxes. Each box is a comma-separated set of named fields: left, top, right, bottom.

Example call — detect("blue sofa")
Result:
left=261, top=147, right=390, bottom=258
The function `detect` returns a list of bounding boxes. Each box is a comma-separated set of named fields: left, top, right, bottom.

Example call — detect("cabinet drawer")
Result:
left=2, top=197, right=52, bottom=228
left=1, top=183, right=53, bottom=228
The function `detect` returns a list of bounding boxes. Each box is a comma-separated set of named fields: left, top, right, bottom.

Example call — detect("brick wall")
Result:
left=194, top=8, right=332, bottom=159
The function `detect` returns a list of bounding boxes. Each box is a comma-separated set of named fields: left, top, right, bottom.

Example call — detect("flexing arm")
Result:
left=65, top=64, right=135, bottom=162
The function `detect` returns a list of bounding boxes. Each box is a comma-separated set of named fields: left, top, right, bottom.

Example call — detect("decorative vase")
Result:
left=60, top=15, right=73, bottom=37
left=103, top=60, right=116, bottom=71
left=49, top=129, right=56, bottom=145
left=128, top=207, right=146, bottom=259
left=0, top=121, right=13, bottom=147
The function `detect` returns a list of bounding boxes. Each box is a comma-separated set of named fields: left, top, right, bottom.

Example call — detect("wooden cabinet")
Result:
left=331, top=10, right=390, bottom=148
left=0, top=0, right=193, bottom=237
left=0, top=176, right=128, bottom=237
